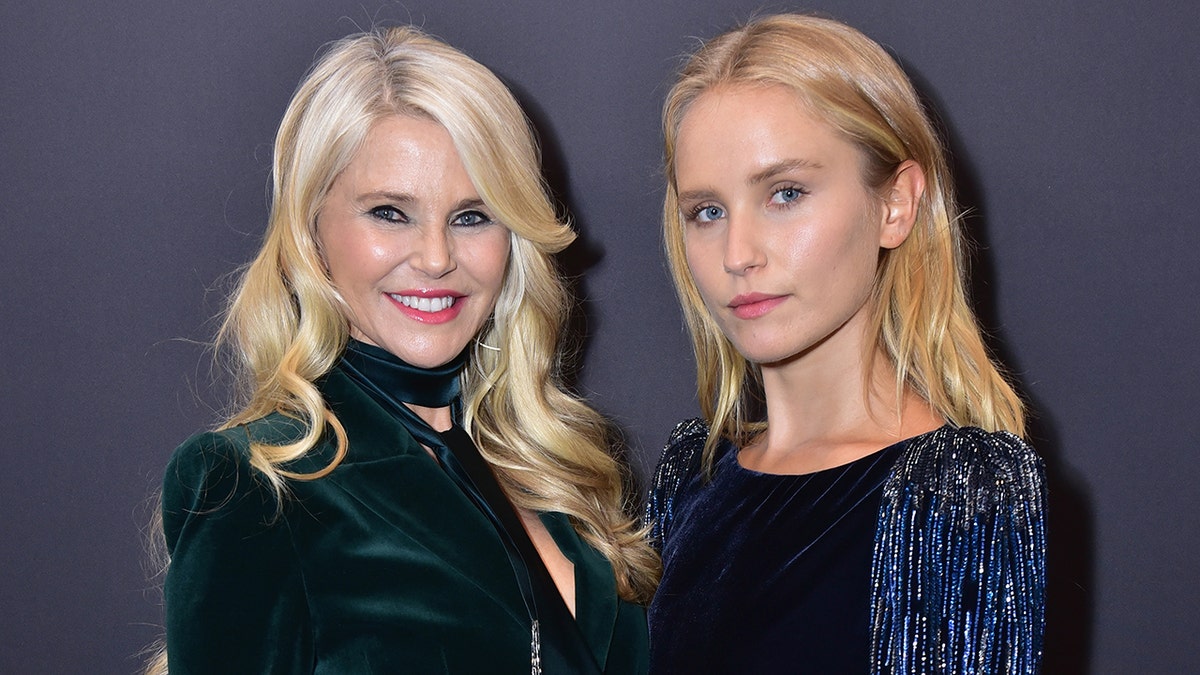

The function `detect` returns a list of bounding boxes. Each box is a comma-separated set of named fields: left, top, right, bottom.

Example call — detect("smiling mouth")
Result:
left=389, top=294, right=457, bottom=313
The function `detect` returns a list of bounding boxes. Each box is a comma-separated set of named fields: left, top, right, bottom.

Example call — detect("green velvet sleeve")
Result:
left=162, top=429, right=313, bottom=674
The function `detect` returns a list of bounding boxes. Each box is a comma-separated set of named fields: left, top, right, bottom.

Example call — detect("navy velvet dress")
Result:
left=647, top=433, right=907, bottom=674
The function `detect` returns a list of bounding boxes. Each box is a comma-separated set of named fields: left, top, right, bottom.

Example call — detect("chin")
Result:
left=400, top=351, right=463, bottom=369
left=732, top=345, right=793, bottom=366
left=374, top=339, right=464, bottom=369
left=746, top=353, right=799, bottom=367
left=731, top=338, right=814, bottom=367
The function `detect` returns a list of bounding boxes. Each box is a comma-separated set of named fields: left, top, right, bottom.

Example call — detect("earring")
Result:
left=472, top=336, right=502, bottom=379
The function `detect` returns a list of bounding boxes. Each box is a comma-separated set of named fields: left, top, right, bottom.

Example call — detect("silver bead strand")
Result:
left=530, top=619, right=541, bottom=675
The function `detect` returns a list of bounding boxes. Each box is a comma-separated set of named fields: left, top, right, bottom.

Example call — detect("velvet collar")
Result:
left=334, top=337, right=599, bottom=672
left=339, top=339, right=468, bottom=409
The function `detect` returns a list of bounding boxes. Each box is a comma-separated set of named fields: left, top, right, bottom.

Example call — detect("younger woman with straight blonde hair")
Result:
left=647, top=14, right=1045, bottom=673
left=149, top=26, right=656, bottom=674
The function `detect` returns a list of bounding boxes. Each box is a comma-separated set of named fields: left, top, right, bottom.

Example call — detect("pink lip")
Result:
left=386, top=289, right=467, bottom=325
left=728, top=292, right=787, bottom=319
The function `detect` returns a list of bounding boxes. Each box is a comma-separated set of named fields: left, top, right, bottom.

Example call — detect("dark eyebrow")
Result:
left=677, top=160, right=825, bottom=204
left=748, top=159, right=823, bottom=185
left=359, top=191, right=415, bottom=205
left=357, top=193, right=487, bottom=215
left=452, top=197, right=488, bottom=212
left=677, top=189, right=719, bottom=204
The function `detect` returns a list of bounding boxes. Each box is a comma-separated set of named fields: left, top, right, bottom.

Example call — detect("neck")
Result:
left=759, top=345, right=891, bottom=442
left=748, top=321, right=941, bottom=473
left=407, top=402, right=453, bottom=432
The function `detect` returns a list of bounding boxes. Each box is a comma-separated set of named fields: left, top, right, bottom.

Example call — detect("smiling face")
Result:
left=675, top=84, right=906, bottom=367
left=316, top=114, right=511, bottom=368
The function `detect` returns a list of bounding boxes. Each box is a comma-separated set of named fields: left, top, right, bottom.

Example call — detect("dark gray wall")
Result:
left=2, top=1, right=1196, bottom=672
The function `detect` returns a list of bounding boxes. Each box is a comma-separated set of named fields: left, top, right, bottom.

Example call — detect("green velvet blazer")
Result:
left=162, top=369, right=649, bottom=674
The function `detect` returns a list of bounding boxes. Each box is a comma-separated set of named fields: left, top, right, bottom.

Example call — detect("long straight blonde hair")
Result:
left=662, top=14, right=1025, bottom=466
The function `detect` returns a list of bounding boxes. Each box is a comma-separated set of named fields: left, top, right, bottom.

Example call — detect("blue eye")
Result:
left=369, top=205, right=407, bottom=223
left=452, top=210, right=492, bottom=227
left=691, top=204, right=725, bottom=224
left=770, top=186, right=807, bottom=205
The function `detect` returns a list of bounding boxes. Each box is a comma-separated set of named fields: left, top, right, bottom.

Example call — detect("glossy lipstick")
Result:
left=386, top=289, right=466, bottom=324
left=728, top=292, right=787, bottom=320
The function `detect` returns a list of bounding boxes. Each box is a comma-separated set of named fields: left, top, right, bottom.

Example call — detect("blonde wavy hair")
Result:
left=148, top=25, right=658, bottom=674
left=662, top=14, right=1025, bottom=466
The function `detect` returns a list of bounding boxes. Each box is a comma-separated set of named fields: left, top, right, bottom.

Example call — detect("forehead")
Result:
left=328, top=114, right=482, bottom=199
left=348, top=115, right=457, bottom=170
left=675, top=84, right=863, bottom=180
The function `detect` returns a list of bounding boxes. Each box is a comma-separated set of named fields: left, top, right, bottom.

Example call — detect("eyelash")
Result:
left=685, top=204, right=724, bottom=224
left=368, top=205, right=407, bottom=223
left=683, top=184, right=810, bottom=224
left=452, top=210, right=493, bottom=228
left=367, top=207, right=493, bottom=228
left=770, top=184, right=809, bottom=206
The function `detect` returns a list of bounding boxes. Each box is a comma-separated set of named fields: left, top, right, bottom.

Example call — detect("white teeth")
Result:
left=392, top=294, right=456, bottom=312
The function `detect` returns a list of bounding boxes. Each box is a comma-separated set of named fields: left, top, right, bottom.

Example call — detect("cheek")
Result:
left=325, top=238, right=388, bottom=287
left=799, top=208, right=879, bottom=277
left=844, top=214, right=885, bottom=276
left=683, top=242, right=713, bottom=299
left=684, top=241, right=731, bottom=323
left=472, top=231, right=512, bottom=295
left=315, top=224, right=349, bottom=282
left=822, top=218, right=885, bottom=304
left=683, top=232, right=716, bottom=284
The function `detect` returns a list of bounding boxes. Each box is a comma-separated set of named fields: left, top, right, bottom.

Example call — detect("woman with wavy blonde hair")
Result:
left=646, top=13, right=1045, bottom=674
left=150, top=26, right=656, bottom=674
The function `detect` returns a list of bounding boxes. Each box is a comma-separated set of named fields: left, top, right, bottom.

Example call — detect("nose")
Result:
left=722, top=212, right=766, bottom=275
left=411, top=225, right=456, bottom=278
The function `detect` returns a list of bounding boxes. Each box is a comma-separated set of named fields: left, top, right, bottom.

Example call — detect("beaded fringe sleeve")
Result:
left=646, top=420, right=1047, bottom=675
left=871, top=426, right=1046, bottom=675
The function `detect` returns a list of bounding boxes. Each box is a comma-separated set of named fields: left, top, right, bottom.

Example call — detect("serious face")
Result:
left=675, top=84, right=902, bottom=367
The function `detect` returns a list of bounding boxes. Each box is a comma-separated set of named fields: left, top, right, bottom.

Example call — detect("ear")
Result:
left=878, top=160, right=926, bottom=250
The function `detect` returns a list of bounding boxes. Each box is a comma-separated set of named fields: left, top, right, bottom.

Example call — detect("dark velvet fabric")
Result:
left=162, top=368, right=648, bottom=674
left=339, top=338, right=601, bottom=673
left=648, top=437, right=906, bottom=675
left=340, top=338, right=467, bottom=408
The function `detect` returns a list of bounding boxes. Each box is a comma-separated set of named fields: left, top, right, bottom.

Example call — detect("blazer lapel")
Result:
left=314, top=370, right=530, bottom=624
left=542, top=512, right=620, bottom=671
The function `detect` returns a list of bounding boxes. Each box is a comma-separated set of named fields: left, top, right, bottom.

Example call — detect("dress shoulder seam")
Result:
left=645, top=418, right=710, bottom=548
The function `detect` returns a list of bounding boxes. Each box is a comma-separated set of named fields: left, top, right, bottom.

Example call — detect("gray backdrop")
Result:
left=3, top=1, right=1196, bottom=672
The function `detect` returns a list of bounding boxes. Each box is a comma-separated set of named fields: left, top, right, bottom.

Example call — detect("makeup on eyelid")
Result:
left=316, top=115, right=510, bottom=368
